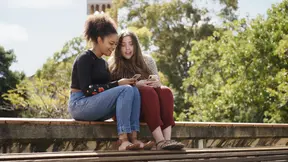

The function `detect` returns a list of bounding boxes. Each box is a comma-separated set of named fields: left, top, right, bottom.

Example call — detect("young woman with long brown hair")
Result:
left=109, top=31, right=184, bottom=150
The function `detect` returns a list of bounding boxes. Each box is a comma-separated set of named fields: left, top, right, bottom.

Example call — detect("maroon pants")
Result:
left=138, top=86, right=175, bottom=132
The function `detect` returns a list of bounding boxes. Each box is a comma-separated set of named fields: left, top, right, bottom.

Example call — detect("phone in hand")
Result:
left=148, top=75, right=158, bottom=81
left=131, top=74, right=141, bottom=80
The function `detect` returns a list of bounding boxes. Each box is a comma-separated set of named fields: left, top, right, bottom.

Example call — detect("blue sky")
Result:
left=0, top=0, right=283, bottom=76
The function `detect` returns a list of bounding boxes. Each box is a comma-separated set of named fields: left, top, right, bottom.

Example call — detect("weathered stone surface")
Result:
left=0, top=118, right=288, bottom=153
left=1, top=138, right=287, bottom=153
left=1, top=122, right=288, bottom=140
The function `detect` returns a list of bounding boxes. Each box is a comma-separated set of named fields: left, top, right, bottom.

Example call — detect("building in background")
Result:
left=87, top=0, right=112, bottom=14
left=86, top=0, right=117, bottom=24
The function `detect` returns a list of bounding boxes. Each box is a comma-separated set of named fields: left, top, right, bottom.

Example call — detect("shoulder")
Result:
left=142, top=54, right=154, bottom=60
left=142, top=54, right=158, bottom=75
left=142, top=54, right=155, bottom=64
left=76, top=50, right=92, bottom=62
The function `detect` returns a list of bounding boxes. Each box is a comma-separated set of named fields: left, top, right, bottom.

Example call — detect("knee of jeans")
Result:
left=119, top=85, right=134, bottom=93
left=119, top=84, right=133, bottom=89
left=132, top=86, right=140, bottom=95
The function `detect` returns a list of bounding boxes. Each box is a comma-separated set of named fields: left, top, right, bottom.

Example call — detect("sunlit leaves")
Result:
left=184, top=0, right=288, bottom=123
left=3, top=37, right=85, bottom=118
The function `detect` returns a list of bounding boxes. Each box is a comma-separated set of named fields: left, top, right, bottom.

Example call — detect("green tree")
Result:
left=184, top=0, right=288, bottom=122
left=115, top=0, right=238, bottom=115
left=3, top=37, right=85, bottom=118
left=0, top=46, right=25, bottom=110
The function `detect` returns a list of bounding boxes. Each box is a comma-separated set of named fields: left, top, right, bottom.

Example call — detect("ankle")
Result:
left=128, top=131, right=138, bottom=141
left=156, top=139, right=165, bottom=144
left=130, top=138, right=137, bottom=143
left=155, top=138, right=165, bottom=144
left=119, top=133, right=128, bottom=140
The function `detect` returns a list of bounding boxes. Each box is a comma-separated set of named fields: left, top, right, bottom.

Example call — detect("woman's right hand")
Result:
left=118, top=78, right=136, bottom=85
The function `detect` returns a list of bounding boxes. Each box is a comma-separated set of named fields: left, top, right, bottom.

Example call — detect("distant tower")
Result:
left=87, top=0, right=112, bottom=14
left=87, top=0, right=117, bottom=24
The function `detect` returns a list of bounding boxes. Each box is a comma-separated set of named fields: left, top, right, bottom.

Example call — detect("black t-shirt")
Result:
left=70, top=50, right=118, bottom=96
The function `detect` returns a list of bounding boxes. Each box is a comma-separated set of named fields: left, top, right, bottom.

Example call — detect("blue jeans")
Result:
left=68, top=85, right=141, bottom=135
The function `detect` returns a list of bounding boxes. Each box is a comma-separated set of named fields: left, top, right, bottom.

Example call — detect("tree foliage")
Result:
left=115, top=0, right=238, bottom=114
left=4, top=0, right=287, bottom=123
left=0, top=46, right=25, bottom=110
left=3, top=37, right=85, bottom=118
left=183, top=0, right=288, bottom=122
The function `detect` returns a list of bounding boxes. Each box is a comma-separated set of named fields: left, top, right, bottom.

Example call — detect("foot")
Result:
left=131, top=139, right=144, bottom=148
left=156, top=140, right=166, bottom=150
left=118, top=139, right=140, bottom=151
left=131, top=138, right=155, bottom=150
left=143, top=141, right=155, bottom=150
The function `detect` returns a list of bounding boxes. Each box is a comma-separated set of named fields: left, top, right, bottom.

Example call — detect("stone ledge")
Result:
left=0, top=118, right=288, bottom=140
left=0, top=118, right=288, bottom=153
left=1, top=118, right=288, bottom=127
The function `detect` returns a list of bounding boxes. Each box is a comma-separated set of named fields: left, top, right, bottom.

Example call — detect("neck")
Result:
left=91, top=44, right=102, bottom=58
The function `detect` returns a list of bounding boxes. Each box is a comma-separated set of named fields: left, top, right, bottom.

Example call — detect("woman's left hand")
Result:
left=136, top=80, right=153, bottom=88
left=147, top=80, right=161, bottom=88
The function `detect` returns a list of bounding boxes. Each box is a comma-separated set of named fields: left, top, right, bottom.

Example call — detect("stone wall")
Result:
left=1, top=138, right=287, bottom=153
left=1, top=118, right=287, bottom=153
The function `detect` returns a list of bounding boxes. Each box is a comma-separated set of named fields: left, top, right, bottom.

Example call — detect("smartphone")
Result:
left=148, top=75, right=158, bottom=81
left=132, top=74, right=141, bottom=80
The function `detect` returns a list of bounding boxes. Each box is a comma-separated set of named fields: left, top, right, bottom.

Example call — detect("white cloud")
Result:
left=0, top=23, right=28, bottom=43
left=7, top=0, right=75, bottom=9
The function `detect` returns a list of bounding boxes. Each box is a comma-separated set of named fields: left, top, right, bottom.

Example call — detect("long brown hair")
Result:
left=109, top=31, right=152, bottom=80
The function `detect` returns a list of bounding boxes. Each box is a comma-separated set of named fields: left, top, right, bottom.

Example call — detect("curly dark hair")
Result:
left=84, top=14, right=117, bottom=43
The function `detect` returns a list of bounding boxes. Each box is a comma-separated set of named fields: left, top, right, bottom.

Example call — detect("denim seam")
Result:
left=117, top=126, right=132, bottom=135
left=130, top=124, right=140, bottom=132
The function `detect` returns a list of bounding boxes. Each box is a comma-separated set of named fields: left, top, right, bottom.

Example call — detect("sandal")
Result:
left=156, top=140, right=167, bottom=150
left=142, top=141, right=155, bottom=150
left=165, top=140, right=185, bottom=150
left=156, top=140, right=184, bottom=150
left=131, top=139, right=155, bottom=150
left=129, top=132, right=155, bottom=150
left=117, top=138, right=141, bottom=151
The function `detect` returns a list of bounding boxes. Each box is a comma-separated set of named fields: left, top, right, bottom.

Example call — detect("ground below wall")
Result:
left=1, top=138, right=287, bottom=153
